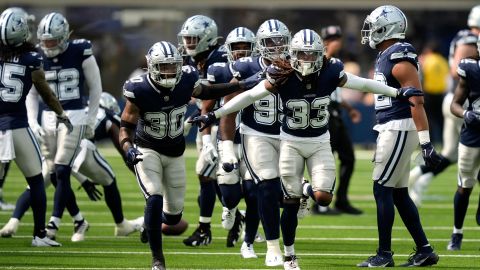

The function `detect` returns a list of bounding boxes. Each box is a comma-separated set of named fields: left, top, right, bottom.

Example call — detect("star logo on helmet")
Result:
left=202, top=21, right=210, bottom=28
left=378, top=7, right=392, bottom=20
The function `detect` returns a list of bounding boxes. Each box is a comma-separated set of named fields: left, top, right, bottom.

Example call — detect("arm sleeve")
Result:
left=82, top=55, right=102, bottom=128
left=26, top=86, right=40, bottom=126
left=343, top=72, right=397, bottom=98
left=214, top=80, right=270, bottom=118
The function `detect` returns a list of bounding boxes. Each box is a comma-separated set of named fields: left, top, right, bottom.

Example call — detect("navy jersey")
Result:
left=185, top=46, right=228, bottom=79
left=373, top=42, right=418, bottom=124
left=448, top=29, right=478, bottom=67
left=123, top=66, right=199, bottom=157
left=277, top=58, right=344, bottom=138
left=41, top=39, right=93, bottom=111
left=457, top=58, right=480, bottom=147
left=94, top=108, right=120, bottom=141
left=207, top=62, right=241, bottom=143
left=0, top=51, right=42, bottom=130
left=231, top=56, right=280, bottom=135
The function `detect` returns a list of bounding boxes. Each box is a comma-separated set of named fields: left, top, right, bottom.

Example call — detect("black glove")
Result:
left=222, top=162, right=239, bottom=173
left=56, top=112, right=74, bottom=133
left=79, top=180, right=102, bottom=201
left=421, top=142, right=442, bottom=169
left=188, top=111, right=217, bottom=132
left=266, top=65, right=289, bottom=87
left=463, top=110, right=480, bottom=127
left=126, top=147, right=143, bottom=166
left=239, top=71, right=263, bottom=90
left=396, top=87, right=424, bottom=106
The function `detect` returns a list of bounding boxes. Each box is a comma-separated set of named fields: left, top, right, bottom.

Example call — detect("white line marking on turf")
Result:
left=0, top=250, right=479, bottom=258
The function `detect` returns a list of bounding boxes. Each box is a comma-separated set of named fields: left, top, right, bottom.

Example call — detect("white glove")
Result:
left=84, top=125, right=95, bottom=139
left=220, top=140, right=238, bottom=165
left=201, top=135, right=218, bottom=166
left=183, top=118, right=193, bottom=137
left=30, top=122, right=45, bottom=143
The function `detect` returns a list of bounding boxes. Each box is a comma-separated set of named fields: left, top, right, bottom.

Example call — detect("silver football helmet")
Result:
left=99, top=92, right=120, bottom=115
left=177, top=15, right=218, bottom=57
left=289, top=29, right=325, bottom=76
left=256, top=19, right=291, bottom=61
left=361, top=5, right=407, bottom=49
left=37, top=12, right=70, bottom=58
left=468, top=5, right=480, bottom=28
left=225, top=27, right=256, bottom=62
left=3, top=7, right=35, bottom=41
left=146, top=41, right=183, bottom=88
left=0, top=9, right=29, bottom=47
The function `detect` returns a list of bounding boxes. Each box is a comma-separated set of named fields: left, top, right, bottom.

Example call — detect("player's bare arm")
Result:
left=31, top=69, right=64, bottom=116
left=119, top=100, right=140, bottom=153
left=450, top=78, right=469, bottom=118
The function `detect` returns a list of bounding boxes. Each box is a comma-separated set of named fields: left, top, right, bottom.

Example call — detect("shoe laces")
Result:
left=73, top=220, right=86, bottom=233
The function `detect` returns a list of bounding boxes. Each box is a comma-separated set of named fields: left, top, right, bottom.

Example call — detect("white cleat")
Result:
left=0, top=200, right=15, bottom=211
left=240, top=241, right=258, bottom=259
left=32, top=236, right=62, bottom=247
left=265, top=250, right=284, bottom=267
left=297, top=197, right=310, bottom=219
left=221, top=207, right=236, bottom=230
left=115, top=217, right=143, bottom=236
left=0, top=218, right=19, bottom=237
left=46, top=221, right=59, bottom=240
left=284, top=255, right=300, bottom=270
left=71, top=219, right=89, bottom=242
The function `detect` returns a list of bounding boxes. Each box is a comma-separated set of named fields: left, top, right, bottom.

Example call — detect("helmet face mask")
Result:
left=177, top=15, right=218, bottom=57
left=0, top=10, right=29, bottom=47
left=146, top=41, right=183, bottom=89
left=289, top=29, right=324, bottom=76
left=225, top=27, right=255, bottom=62
left=37, top=13, right=70, bottom=58
left=361, top=5, right=407, bottom=49
left=256, top=19, right=291, bottom=61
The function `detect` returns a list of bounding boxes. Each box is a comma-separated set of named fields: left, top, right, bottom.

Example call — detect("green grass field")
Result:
left=0, top=145, right=479, bottom=269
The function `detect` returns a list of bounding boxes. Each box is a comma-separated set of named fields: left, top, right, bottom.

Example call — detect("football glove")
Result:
left=201, top=135, right=218, bottom=166
left=56, top=112, right=73, bottom=133
left=421, top=142, right=442, bottom=169
left=126, top=147, right=143, bottom=166
left=266, top=65, right=289, bottom=87
left=463, top=110, right=480, bottom=127
left=189, top=111, right=217, bottom=132
left=220, top=140, right=238, bottom=173
left=396, top=87, right=424, bottom=106
left=30, top=122, right=45, bottom=143
left=79, top=180, right=103, bottom=201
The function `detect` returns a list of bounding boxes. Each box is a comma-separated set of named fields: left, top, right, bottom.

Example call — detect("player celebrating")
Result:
left=356, top=5, right=440, bottom=267
left=119, top=41, right=258, bottom=270
left=0, top=9, right=72, bottom=246
left=191, top=28, right=422, bottom=270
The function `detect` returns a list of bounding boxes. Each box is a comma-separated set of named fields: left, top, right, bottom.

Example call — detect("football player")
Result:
left=447, top=35, right=480, bottom=251
left=219, top=19, right=290, bottom=267
left=0, top=9, right=71, bottom=247
left=356, top=5, right=440, bottom=267
left=119, top=41, right=258, bottom=270
left=207, top=26, right=260, bottom=256
left=25, top=12, right=102, bottom=242
left=191, top=28, right=422, bottom=270
left=409, top=5, right=480, bottom=206
left=177, top=15, right=228, bottom=247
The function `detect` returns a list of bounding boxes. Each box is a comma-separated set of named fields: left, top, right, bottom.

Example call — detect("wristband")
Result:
left=120, top=120, right=136, bottom=130
left=418, top=130, right=430, bottom=145
left=202, top=134, right=212, bottom=146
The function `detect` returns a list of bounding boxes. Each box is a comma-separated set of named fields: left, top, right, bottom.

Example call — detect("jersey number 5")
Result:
left=0, top=63, right=26, bottom=102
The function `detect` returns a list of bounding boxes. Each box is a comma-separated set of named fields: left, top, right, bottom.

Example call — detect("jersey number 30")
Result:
left=144, top=105, right=187, bottom=139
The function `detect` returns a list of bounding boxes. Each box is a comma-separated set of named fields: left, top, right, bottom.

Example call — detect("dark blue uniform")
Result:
left=93, top=108, right=120, bottom=142
left=123, top=66, right=199, bottom=157
left=231, top=56, right=280, bottom=135
left=373, top=42, right=418, bottom=124
left=276, top=58, right=343, bottom=137
left=457, top=58, right=480, bottom=147
left=41, top=39, right=92, bottom=111
left=0, top=51, right=42, bottom=130
left=186, top=46, right=227, bottom=79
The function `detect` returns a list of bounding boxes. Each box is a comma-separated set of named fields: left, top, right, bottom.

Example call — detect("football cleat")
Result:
left=0, top=218, right=19, bottom=237
left=400, top=248, right=439, bottom=267
left=221, top=206, right=237, bottom=230
left=151, top=257, right=166, bottom=270
left=46, top=221, right=59, bottom=240
left=335, top=202, right=363, bottom=215
left=32, top=236, right=62, bottom=247
left=183, top=226, right=212, bottom=246
left=284, top=255, right=300, bottom=270
left=140, top=225, right=148, bottom=243
left=71, top=219, right=89, bottom=242
left=357, top=250, right=394, bottom=267
left=240, top=242, right=258, bottom=259
left=297, top=197, right=310, bottom=219
left=226, top=210, right=245, bottom=247
left=311, top=205, right=340, bottom=215
left=265, top=250, right=284, bottom=267
left=447, top=233, right=463, bottom=251
left=115, top=217, right=143, bottom=236
left=0, top=199, right=15, bottom=211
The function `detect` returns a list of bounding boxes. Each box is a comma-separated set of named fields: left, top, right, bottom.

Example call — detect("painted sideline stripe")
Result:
left=1, top=250, right=479, bottom=258
left=8, top=235, right=480, bottom=242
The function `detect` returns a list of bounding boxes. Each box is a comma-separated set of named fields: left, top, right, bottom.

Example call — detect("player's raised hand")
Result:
left=188, top=111, right=217, bottom=132
left=396, top=87, right=424, bottom=106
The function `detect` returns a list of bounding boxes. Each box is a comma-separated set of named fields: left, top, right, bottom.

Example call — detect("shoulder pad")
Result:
left=71, top=39, right=93, bottom=56
left=457, top=58, right=478, bottom=78
left=389, top=43, right=418, bottom=61
left=123, top=75, right=146, bottom=99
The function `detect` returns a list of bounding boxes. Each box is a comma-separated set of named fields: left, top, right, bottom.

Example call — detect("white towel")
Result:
left=0, top=130, right=15, bottom=162
left=72, top=139, right=96, bottom=172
